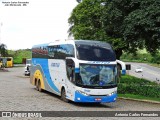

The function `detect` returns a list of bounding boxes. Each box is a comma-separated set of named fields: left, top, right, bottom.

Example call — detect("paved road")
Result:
left=126, top=62, right=160, bottom=83
left=0, top=67, right=160, bottom=119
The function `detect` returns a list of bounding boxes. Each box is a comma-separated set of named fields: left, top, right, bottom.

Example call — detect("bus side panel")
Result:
left=30, top=58, right=60, bottom=95
left=48, top=59, right=67, bottom=94
left=48, top=59, right=76, bottom=101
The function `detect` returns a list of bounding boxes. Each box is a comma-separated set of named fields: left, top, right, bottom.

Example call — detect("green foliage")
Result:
left=118, top=75, right=160, bottom=98
left=151, top=54, right=160, bottom=64
left=120, top=75, right=157, bottom=85
left=118, top=94, right=160, bottom=102
left=68, top=0, right=126, bottom=59
left=122, top=0, right=160, bottom=53
left=69, top=0, right=160, bottom=59
left=0, top=43, right=8, bottom=57
left=121, top=51, right=160, bottom=64
left=69, top=0, right=105, bottom=40
left=8, top=49, right=31, bottom=64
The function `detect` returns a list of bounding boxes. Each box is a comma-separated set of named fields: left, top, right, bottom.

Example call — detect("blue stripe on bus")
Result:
left=74, top=91, right=117, bottom=103
left=32, top=58, right=60, bottom=93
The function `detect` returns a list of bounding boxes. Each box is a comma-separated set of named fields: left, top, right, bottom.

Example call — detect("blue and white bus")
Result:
left=30, top=40, right=124, bottom=103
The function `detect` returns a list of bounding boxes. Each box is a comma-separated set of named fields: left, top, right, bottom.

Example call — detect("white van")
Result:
left=24, top=59, right=31, bottom=76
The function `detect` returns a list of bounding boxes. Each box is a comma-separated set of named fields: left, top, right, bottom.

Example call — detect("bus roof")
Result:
left=75, top=40, right=112, bottom=49
left=32, top=39, right=112, bottom=49
left=48, top=39, right=75, bottom=46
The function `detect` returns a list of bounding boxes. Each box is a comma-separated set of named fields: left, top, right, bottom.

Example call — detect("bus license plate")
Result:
left=95, top=98, right=101, bottom=101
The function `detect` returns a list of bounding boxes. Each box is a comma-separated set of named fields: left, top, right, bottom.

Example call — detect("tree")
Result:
left=68, top=0, right=128, bottom=59
left=0, top=43, right=8, bottom=57
left=121, top=0, right=160, bottom=54
left=76, top=0, right=82, bottom=3
left=69, top=0, right=160, bottom=59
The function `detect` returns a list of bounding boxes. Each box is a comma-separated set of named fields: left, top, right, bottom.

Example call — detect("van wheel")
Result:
left=61, top=88, right=69, bottom=103
left=38, top=80, right=42, bottom=92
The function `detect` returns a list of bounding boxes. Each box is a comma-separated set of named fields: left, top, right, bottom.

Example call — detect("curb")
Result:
left=118, top=97, right=160, bottom=104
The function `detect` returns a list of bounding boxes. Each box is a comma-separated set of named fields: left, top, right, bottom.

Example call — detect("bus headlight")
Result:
left=76, top=90, right=89, bottom=96
left=108, top=91, right=117, bottom=96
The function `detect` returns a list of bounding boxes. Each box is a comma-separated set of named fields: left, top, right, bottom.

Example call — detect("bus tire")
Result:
left=38, top=80, right=43, bottom=92
left=35, top=80, right=39, bottom=91
left=61, top=88, right=69, bottom=103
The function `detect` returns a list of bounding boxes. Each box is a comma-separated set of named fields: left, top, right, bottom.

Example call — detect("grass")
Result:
left=118, top=75, right=160, bottom=102
left=122, top=59, right=160, bottom=68
left=120, top=75, right=157, bottom=85
left=120, top=49, right=160, bottom=67
left=118, top=94, right=160, bottom=102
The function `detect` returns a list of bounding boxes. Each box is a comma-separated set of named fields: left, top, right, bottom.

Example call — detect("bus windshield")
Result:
left=76, top=44, right=116, bottom=61
left=76, top=64, right=117, bottom=87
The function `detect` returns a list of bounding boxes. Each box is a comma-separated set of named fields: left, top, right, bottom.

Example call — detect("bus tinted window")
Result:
left=7, top=58, right=11, bottom=61
left=76, top=45, right=116, bottom=61
left=48, top=44, right=75, bottom=59
left=32, top=46, right=48, bottom=58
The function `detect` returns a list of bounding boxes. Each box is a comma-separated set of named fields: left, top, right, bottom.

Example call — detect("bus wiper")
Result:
left=108, top=83, right=116, bottom=87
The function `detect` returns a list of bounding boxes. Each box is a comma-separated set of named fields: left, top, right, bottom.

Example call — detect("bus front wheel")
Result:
left=61, top=88, right=69, bottom=103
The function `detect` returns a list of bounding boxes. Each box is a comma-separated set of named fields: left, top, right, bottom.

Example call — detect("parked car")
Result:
left=24, top=59, right=31, bottom=76
left=135, top=67, right=143, bottom=73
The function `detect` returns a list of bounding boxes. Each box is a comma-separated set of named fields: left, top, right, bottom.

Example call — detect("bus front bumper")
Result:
left=74, top=91, right=117, bottom=103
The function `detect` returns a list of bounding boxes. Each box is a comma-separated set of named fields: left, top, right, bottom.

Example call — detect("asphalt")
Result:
left=126, top=62, right=160, bottom=83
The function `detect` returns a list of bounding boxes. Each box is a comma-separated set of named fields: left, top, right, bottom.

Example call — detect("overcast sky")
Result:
left=0, top=0, right=78, bottom=50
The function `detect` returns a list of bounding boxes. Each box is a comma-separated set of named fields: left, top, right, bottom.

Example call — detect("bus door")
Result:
left=49, top=59, right=66, bottom=91
left=66, top=58, right=76, bottom=100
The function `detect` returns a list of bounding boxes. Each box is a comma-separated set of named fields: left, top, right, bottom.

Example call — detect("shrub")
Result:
left=118, top=75, right=160, bottom=98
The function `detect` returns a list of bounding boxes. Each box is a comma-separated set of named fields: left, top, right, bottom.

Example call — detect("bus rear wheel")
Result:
left=36, top=80, right=39, bottom=91
left=36, top=80, right=42, bottom=92
left=61, top=88, right=69, bottom=103
left=38, top=80, right=43, bottom=92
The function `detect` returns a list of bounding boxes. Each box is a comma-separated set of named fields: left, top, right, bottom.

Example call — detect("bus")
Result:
left=30, top=40, right=125, bottom=103
left=0, top=57, right=13, bottom=68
